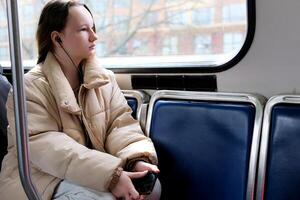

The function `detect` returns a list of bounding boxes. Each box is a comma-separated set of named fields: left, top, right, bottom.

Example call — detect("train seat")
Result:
left=122, top=90, right=149, bottom=131
left=256, top=95, right=300, bottom=200
left=146, top=90, right=265, bottom=200
left=0, top=73, right=11, bottom=169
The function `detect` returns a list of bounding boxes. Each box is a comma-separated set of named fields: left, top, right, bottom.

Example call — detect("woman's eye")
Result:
left=80, top=28, right=87, bottom=31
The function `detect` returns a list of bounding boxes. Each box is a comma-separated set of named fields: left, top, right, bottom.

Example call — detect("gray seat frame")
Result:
left=122, top=90, right=149, bottom=132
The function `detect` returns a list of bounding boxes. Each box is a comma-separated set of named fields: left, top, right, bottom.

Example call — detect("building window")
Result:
left=194, top=35, right=212, bottom=54
left=167, top=11, right=188, bottom=27
left=131, top=39, right=149, bottom=55
left=87, top=0, right=108, bottom=12
left=223, top=32, right=244, bottom=53
left=162, top=36, right=178, bottom=55
left=222, top=4, right=246, bottom=23
left=141, top=12, right=158, bottom=28
left=114, top=0, right=130, bottom=8
left=95, top=18, right=109, bottom=31
left=113, top=15, right=130, bottom=31
left=166, top=0, right=181, bottom=4
left=140, top=0, right=157, bottom=5
left=192, top=8, right=214, bottom=26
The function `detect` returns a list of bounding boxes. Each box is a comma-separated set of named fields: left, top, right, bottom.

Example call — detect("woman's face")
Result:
left=60, top=5, right=98, bottom=62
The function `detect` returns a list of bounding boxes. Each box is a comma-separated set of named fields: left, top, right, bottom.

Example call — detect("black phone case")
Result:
left=132, top=172, right=157, bottom=195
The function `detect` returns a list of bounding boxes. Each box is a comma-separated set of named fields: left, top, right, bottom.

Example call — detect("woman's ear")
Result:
left=51, top=31, right=61, bottom=46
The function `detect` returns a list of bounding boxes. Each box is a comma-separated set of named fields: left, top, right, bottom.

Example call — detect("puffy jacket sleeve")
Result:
left=105, top=73, right=158, bottom=166
left=6, top=77, right=122, bottom=192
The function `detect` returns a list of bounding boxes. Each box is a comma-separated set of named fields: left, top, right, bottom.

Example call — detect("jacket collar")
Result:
left=82, top=55, right=110, bottom=89
left=41, top=52, right=110, bottom=114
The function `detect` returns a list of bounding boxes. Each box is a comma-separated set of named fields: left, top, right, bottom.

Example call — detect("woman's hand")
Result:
left=111, top=170, right=148, bottom=200
left=133, top=161, right=160, bottom=173
left=132, top=162, right=160, bottom=200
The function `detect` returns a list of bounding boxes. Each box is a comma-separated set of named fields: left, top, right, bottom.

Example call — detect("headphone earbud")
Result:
left=55, top=36, right=62, bottom=43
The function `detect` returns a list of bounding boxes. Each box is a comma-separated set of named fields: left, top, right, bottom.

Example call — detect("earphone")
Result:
left=55, top=35, right=83, bottom=83
left=55, top=36, right=62, bottom=43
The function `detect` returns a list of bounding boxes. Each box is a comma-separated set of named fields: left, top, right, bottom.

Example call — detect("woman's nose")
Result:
left=89, top=29, right=98, bottom=42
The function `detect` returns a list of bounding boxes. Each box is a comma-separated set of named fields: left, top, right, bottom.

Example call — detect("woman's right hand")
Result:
left=111, top=170, right=148, bottom=200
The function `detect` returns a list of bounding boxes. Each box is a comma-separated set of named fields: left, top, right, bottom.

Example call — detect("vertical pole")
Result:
left=6, top=0, right=41, bottom=199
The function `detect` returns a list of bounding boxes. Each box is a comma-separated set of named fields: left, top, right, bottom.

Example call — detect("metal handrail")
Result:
left=6, top=0, right=41, bottom=199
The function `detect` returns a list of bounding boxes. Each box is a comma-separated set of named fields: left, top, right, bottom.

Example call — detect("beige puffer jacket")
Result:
left=0, top=52, right=157, bottom=200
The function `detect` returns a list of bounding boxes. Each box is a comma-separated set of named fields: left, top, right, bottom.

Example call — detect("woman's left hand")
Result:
left=133, top=161, right=160, bottom=173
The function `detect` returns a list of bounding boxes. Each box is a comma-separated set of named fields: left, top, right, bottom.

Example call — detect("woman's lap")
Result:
left=52, top=179, right=161, bottom=200
left=52, top=180, right=116, bottom=200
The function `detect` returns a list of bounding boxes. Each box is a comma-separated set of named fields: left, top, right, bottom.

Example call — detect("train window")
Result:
left=0, top=0, right=255, bottom=72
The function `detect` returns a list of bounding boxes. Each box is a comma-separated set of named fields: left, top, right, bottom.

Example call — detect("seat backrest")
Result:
left=146, top=90, right=265, bottom=200
left=0, top=74, right=11, bottom=168
left=122, top=90, right=149, bottom=131
left=256, top=95, right=300, bottom=200
left=125, top=97, right=138, bottom=118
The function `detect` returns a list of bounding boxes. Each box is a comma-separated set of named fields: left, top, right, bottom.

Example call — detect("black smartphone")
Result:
left=132, top=172, right=158, bottom=195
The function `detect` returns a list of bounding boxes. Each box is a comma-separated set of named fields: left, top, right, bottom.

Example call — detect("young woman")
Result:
left=0, top=1, right=160, bottom=200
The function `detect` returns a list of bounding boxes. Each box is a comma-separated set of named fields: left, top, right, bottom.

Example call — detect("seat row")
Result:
left=123, top=90, right=300, bottom=200
left=0, top=84, right=298, bottom=200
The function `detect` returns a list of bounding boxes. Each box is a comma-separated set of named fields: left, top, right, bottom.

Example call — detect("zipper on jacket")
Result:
left=77, top=86, right=104, bottom=151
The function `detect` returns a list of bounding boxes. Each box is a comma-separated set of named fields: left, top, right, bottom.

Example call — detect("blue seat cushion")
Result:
left=126, top=97, right=137, bottom=119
